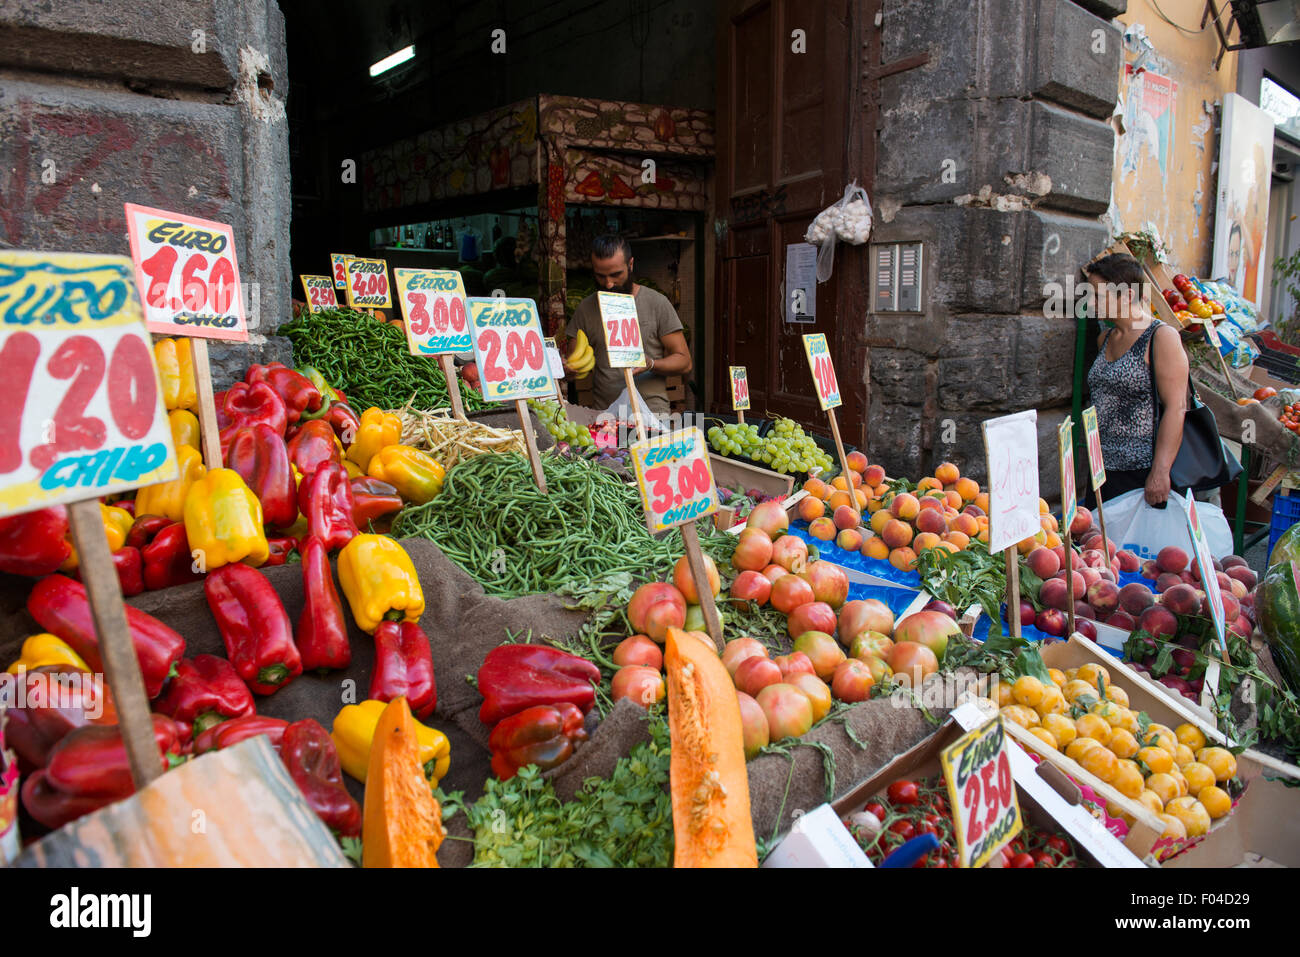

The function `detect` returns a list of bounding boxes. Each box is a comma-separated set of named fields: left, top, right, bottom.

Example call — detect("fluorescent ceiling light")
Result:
left=369, top=45, right=414, bottom=77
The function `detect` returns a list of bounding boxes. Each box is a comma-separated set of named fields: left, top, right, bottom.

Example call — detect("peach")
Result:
left=827, top=490, right=854, bottom=512
left=861, top=537, right=889, bottom=561
left=808, top=517, right=836, bottom=541
left=949, top=512, right=979, bottom=537
left=836, top=528, right=863, bottom=552
left=1081, top=567, right=1102, bottom=590
left=963, top=503, right=986, bottom=518
left=935, top=462, right=960, bottom=485
left=1138, top=604, right=1178, bottom=639
left=1040, top=578, right=1068, bottom=611
left=1116, top=549, right=1140, bottom=572
left=869, top=509, right=893, bottom=535
left=1228, top=578, right=1247, bottom=600
left=1027, top=547, right=1061, bottom=579
left=802, top=477, right=830, bottom=500
left=833, top=505, right=861, bottom=530
left=1118, top=582, right=1155, bottom=616
left=846, top=450, right=869, bottom=473
left=1157, top=546, right=1189, bottom=574
left=916, top=507, right=948, bottom=535
left=1105, top=609, right=1136, bottom=630
left=1069, top=506, right=1093, bottom=537
left=1155, top=572, right=1182, bottom=593
left=913, top=532, right=942, bottom=552
left=890, top=492, right=920, bottom=521
left=954, top=477, right=979, bottom=502
left=1226, top=565, right=1257, bottom=589
left=888, top=547, right=918, bottom=571
left=916, top=477, right=943, bottom=493
left=944, top=531, right=970, bottom=550
left=1087, top=580, right=1119, bottom=616
left=881, top=519, right=914, bottom=549
left=797, top=495, right=826, bottom=523
left=1141, top=559, right=1160, bottom=579
left=863, top=464, right=886, bottom=486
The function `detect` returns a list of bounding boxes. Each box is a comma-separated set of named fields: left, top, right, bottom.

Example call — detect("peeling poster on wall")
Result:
left=1121, top=68, right=1176, bottom=182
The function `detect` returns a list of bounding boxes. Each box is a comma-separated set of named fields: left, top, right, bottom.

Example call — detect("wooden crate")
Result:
left=709, top=452, right=794, bottom=499
left=1091, top=240, right=1187, bottom=330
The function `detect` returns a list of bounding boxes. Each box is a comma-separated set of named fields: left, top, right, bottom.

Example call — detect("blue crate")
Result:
left=1268, top=489, right=1300, bottom=558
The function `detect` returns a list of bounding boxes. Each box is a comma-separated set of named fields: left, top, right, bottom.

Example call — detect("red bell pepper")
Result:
left=488, top=703, right=588, bottom=780
left=3, top=665, right=117, bottom=774
left=370, top=620, right=436, bottom=718
left=323, top=400, right=361, bottom=445
left=194, top=714, right=289, bottom=755
left=0, top=506, right=71, bottom=576
left=224, top=423, right=297, bottom=528
left=246, top=363, right=323, bottom=424
left=280, top=719, right=361, bottom=837
left=297, top=535, right=351, bottom=672
left=297, top=461, right=358, bottom=550
left=125, top=514, right=174, bottom=550
left=349, top=476, right=403, bottom=530
left=141, top=522, right=203, bottom=591
left=477, top=644, right=601, bottom=725
left=73, top=545, right=144, bottom=597
left=204, top=563, right=302, bottom=695
left=265, top=535, right=299, bottom=566
left=218, top=381, right=288, bottom=444
left=27, top=575, right=185, bottom=699
left=286, top=418, right=341, bottom=476
left=155, top=654, right=256, bottom=738
left=21, top=771, right=119, bottom=830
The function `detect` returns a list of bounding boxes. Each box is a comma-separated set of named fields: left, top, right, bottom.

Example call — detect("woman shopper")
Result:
left=1083, top=252, right=1189, bottom=509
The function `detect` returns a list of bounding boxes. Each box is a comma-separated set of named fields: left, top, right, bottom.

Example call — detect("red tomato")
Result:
left=1033, top=850, right=1055, bottom=867
left=1009, top=852, right=1036, bottom=868
left=1255, top=387, right=1278, bottom=400
left=864, top=801, right=887, bottom=820
left=889, top=820, right=916, bottom=841
left=917, top=820, right=938, bottom=837
left=1046, top=835, right=1072, bottom=858
left=929, top=794, right=949, bottom=815
left=887, top=780, right=920, bottom=805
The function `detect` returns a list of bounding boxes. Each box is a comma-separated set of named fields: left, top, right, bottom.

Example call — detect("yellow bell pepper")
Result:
left=332, top=699, right=450, bottom=785
left=183, top=468, right=269, bottom=569
left=169, top=408, right=201, bottom=451
left=368, top=445, right=445, bottom=505
left=344, top=459, right=364, bottom=479
left=345, top=407, right=402, bottom=472
left=60, top=502, right=135, bottom=570
left=154, top=337, right=198, bottom=411
left=135, top=444, right=206, bottom=522
left=337, top=534, right=424, bottom=634
left=6, top=633, right=89, bottom=674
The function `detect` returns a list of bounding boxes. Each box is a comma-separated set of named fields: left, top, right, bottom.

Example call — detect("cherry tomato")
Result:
left=887, top=780, right=920, bottom=805
left=1010, top=839, right=1026, bottom=856
left=1046, top=835, right=1072, bottom=858
left=925, top=813, right=944, bottom=829
left=864, top=801, right=887, bottom=820
left=1033, top=850, right=1055, bottom=867
left=931, top=856, right=950, bottom=868
left=917, top=820, right=938, bottom=837
left=929, top=794, right=948, bottom=815
left=1009, top=852, right=1036, bottom=868
left=889, top=820, right=916, bottom=841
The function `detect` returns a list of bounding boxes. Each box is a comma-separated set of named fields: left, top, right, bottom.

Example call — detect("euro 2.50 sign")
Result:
left=630, top=428, right=718, bottom=533
left=0, top=251, right=178, bottom=517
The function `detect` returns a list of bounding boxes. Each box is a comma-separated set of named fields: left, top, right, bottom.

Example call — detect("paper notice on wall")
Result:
left=785, top=243, right=817, bottom=324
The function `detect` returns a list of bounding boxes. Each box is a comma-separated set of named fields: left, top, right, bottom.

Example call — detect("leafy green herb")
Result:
left=339, top=836, right=363, bottom=866
left=1012, top=646, right=1053, bottom=685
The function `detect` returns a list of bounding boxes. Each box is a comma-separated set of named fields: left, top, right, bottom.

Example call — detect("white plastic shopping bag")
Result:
left=805, top=182, right=873, bottom=282
left=1100, top=488, right=1233, bottom=561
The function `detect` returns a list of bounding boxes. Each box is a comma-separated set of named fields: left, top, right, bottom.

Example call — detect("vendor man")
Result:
left=565, top=234, right=692, bottom=415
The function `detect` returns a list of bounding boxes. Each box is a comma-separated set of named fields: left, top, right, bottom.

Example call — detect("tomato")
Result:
left=931, top=856, right=950, bottom=868
left=1046, top=835, right=1072, bottom=858
left=864, top=801, right=887, bottom=820
left=1033, top=850, right=1055, bottom=867
left=1009, top=852, right=1036, bottom=868
left=925, top=813, right=944, bottom=828
left=887, top=780, right=920, bottom=805
left=929, top=794, right=948, bottom=815
left=917, top=820, right=938, bottom=837
left=1255, top=387, right=1278, bottom=400
left=889, top=820, right=916, bottom=841
left=1009, top=839, right=1026, bottom=856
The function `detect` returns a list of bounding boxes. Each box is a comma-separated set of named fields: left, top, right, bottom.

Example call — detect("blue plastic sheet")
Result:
left=971, top=608, right=1123, bottom=659
left=789, top=520, right=922, bottom=588
left=845, top=580, right=922, bottom=620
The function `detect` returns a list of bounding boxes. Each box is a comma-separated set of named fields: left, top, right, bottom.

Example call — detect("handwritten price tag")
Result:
left=0, top=251, right=178, bottom=517
left=802, top=333, right=841, bottom=410
left=330, top=253, right=352, bottom=290
left=597, top=291, right=645, bottom=369
left=941, top=716, right=1022, bottom=869
left=1059, top=419, right=1077, bottom=537
left=344, top=258, right=392, bottom=308
left=730, top=366, right=750, bottom=411
left=630, top=428, right=719, bottom=533
left=1082, top=405, right=1105, bottom=491
left=466, top=297, right=554, bottom=402
left=394, top=268, right=471, bottom=355
left=544, top=337, right=566, bottom=380
left=299, top=275, right=337, bottom=313
left=123, top=204, right=247, bottom=341
left=1184, top=497, right=1228, bottom=654
left=981, top=410, right=1040, bottom=554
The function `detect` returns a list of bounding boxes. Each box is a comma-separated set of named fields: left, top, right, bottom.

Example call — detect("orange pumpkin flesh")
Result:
left=362, top=696, right=445, bottom=868
left=665, top=627, right=757, bottom=868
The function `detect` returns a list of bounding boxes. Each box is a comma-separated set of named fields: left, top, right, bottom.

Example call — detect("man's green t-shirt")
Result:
left=565, top=285, right=683, bottom=413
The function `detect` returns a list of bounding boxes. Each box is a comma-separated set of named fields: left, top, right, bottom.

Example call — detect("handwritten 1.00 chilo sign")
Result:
left=123, top=204, right=248, bottom=341
left=0, top=251, right=179, bottom=518
left=630, top=428, right=719, bottom=533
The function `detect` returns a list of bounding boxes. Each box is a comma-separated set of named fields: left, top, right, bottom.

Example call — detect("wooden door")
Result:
left=714, top=0, right=871, bottom=443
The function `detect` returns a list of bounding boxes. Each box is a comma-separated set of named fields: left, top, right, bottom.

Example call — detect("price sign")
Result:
left=344, top=257, right=392, bottom=308
left=330, top=253, right=352, bottom=290
left=729, top=366, right=750, bottom=411
left=1081, top=405, right=1106, bottom=490
left=802, top=333, right=841, bottom=410
left=1204, top=318, right=1223, bottom=351
left=393, top=268, right=471, bottom=355
left=981, top=410, right=1040, bottom=553
left=1184, top=497, right=1228, bottom=654
left=1058, top=419, right=1077, bottom=536
left=123, top=204, right=247, bottom=341
left=630, top=427, right=719, bottom=533
left=0, top=251, right=178, bottom=517
left=544, top=336, right=566, bottom=380
left=941, top=716, right=1023, bottom=869
left=596, top=291, right=645, bottom=369
left=299, top=275, right=337, bottom=312
left=466, top=297, right=554, bottom=402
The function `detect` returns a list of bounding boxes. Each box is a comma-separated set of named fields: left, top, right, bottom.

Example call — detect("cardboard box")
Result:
left=1163, top=773, right=1300, bottom=868
left=762, top=803, right=872, bottom=868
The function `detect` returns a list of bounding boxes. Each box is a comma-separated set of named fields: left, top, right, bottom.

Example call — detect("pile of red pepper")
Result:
left=477, top=644, right=601, bottom=780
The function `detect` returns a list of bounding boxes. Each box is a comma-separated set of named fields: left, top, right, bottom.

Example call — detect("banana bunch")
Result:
left=565, top=329, right=595, bottom=377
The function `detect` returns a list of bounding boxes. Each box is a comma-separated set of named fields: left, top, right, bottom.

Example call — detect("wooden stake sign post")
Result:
left=729, top=365, right=750, bottom=425
left=1203, top=318, right=1239, bottom=400
left=1081, top=405, right=1111, bottom=566
left=629, top=427, right=725, bottom=651
left=124, top=203, right=249, bottom=471
left=0, top=249, right=180, bottom=791
left=299, top=275, right=338, bottom=313
left=1058, top=419, right=1079, bottom=639
left=393, top=268, right=472, bottom=423
left=466, top=297, right=554, bottom=491
left=981, top=411, right=1040, bottom=640
left=801, top=334, right=854, bottom=486
left=940, top=715, right=1023, bottom=868
left=597, top=291, right=650, bottom=442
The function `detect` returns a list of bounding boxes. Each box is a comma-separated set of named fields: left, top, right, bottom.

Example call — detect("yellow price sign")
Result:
left=630, top=428, right=718, bottom=533
left=802, top=333, right=841, bottom=410
left=299, top=275, right=338, bottom=312
left=940, top=716, right=1022, bottom=869
left=344, top=257, right=392, bottom=308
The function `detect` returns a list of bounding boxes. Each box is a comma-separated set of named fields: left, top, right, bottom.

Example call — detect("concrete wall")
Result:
left=0, top=0, right=293, bottom=386
left=1110, top=0, right=1239, bottom=275
left=864, top=0, right=1123, bottom=498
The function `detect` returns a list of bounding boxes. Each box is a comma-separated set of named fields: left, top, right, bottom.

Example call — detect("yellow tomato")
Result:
left=1047, top=668, right=1067, bottom=688
left=1181, top=762, right=1216, bottom=795
left=1111, top=760, right=1145, bottom=799
left=1065, top=737, right=1103, bottom=763
left=1156, top=813, right=1187, bottom=841
left=1075, top=714, right=1112, bottom=745
left=1196, top=747, right=1237, bottom=782
left=1013, top=675, right=1045, bottom=708
left=1145, top=773, right=1179, bottom=806
left=1175, top=723, right=1207, bottom=752
left=1137, top=746, right=1173, bottom=775
left=1198, top=786, right=1231, bottom=820
left=1165, top=796, right=1211, bottom=838
left=1041, top=713, right=1077, bottom=747
left=1080, top=746, right=1119, bottom=783
left=1107, top=728, right=1140, bottom=759
left=1029, top=727, right=1059, bottom=751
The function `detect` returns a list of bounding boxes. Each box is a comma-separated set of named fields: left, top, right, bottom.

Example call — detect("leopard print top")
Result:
left=1086, top=322, right=1162, bottom=471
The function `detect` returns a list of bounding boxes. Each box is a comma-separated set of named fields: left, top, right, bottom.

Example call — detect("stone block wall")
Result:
left=864, top=0, right=1122, bottom=500
left=0, top=0, right=292, bottom=386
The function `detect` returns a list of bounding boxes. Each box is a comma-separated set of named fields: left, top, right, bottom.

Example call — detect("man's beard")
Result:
left=611, top=272, right=634, bottom=295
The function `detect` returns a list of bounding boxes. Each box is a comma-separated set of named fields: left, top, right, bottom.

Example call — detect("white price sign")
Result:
left=981, top=410, right=1040, bottom=554
left=597, top=291, right=645, bottom=369
left=393, top=268, right=471, bottom=355
left=466, top=297, right=554, bottom=402
left=630, top=428, right=718, bottom=533
left=1184, top=497, right=1228, bottom=654
left=123, top=203, right=248, bottom=341
left=0, top=251, right=178, bottom=517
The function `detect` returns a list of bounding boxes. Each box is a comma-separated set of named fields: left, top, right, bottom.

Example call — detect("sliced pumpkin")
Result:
left=362, top=696, right=445, bottom=868
left=664, top=627, right=757, bottom=867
